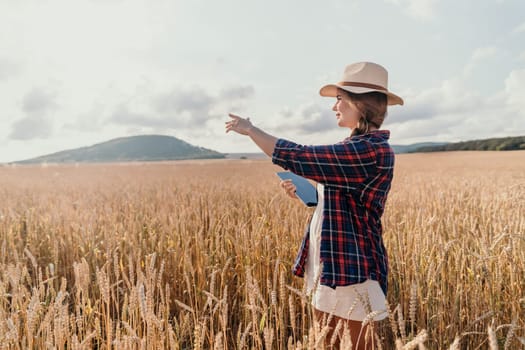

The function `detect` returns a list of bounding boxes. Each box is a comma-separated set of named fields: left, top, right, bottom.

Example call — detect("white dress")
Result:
left=304, top=183, right=388, bottom=321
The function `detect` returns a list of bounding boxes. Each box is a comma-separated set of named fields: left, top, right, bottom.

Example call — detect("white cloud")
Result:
left=389, top=76, right=484, bottom=123
left=469, top=46, right=498, bottom=64
left=387, top=66, right=525, bottom=144
left=512, top=21, right=525, bottom=34
left=62, top=104, right=106, bottom=132
left=108, top=84, right=255, bottom=131
left=504, top=68, right=525, bottom=113
left=275, top=103, right=335, bottom=134
left=8, top=88, right=58, bottom=140
left=0, top=57, right=22, bottom=81
left=21, top=88, right=58, bottom=115
left=110, top=104, right=154, bottom=128
left=10, top=115, right=54, bottom=140
left=384, top=0, right=437, bottom=21
left=219, top=86, right=255, bottom=100
left=463, top=47, right=499, bottom=76
left=152, top=88, right=215, bottom=124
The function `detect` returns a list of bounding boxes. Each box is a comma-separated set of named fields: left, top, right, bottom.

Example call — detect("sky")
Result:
left=0, top=0, right=524, bottom=162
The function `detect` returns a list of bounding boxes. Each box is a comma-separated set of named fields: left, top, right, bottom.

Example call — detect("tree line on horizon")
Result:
left=413, top=135, right=525, bottom=152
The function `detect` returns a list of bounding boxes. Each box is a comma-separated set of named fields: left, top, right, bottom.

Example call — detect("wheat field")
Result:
left=0, top=150, right=523, bottom=349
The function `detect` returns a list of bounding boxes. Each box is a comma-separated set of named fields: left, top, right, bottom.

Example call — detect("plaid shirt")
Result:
left=272, top=130, right=394, bottom=295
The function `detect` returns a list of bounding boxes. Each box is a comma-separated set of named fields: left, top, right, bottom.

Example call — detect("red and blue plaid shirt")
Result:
left=272, top=130, right=394, bottom=295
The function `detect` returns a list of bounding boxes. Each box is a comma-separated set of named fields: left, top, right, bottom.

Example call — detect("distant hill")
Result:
left=414, top=135, right=525, bottom=152
left=15, top=135, right=225, bottom=164
left=392, top=142, right=449, bottom=154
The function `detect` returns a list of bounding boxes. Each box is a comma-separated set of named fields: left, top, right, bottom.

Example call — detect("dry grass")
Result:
left=0, top=151, right=523, bottom=349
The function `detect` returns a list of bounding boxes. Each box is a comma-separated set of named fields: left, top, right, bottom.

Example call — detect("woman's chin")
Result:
left=337, top=120, right=349, bottom=128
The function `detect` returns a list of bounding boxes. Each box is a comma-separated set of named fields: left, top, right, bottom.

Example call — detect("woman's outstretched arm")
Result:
left=226, top=113, right=299, bottom=200
left=225, top=113, right=277, bottom=157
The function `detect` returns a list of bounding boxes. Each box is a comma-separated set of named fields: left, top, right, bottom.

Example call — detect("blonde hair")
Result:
left=340, top=89, right=388, bottom=137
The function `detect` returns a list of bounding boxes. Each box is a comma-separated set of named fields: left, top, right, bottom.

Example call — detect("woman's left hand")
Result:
left=225, top=113, right=254, bottom=135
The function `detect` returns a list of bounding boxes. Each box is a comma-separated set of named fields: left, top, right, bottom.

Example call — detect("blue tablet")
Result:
left=276, top=171, right=318, bottom=207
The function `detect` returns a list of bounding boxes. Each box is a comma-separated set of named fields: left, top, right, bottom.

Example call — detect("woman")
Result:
left=225, top=62, right=403, bottom=349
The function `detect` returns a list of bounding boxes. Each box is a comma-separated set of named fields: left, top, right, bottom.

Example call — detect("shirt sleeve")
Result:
left=271, top=138, right=377, bottom=188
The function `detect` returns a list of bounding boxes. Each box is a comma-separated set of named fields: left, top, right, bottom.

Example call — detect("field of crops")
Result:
left=0, top=150, right=523, bottom=349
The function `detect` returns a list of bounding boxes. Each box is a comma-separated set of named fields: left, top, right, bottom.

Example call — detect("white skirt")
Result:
left=304, top=184, right=388, bottom=321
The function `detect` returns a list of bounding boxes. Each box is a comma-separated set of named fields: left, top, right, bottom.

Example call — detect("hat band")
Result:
left=338, top=81, right=387, bottom=91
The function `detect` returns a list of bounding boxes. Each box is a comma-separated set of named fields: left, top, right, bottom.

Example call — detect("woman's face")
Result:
left=332, top=92, right=361, bottom=129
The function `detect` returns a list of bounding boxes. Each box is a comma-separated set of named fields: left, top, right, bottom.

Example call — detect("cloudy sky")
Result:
left=0, top=0, right=524, bottom=162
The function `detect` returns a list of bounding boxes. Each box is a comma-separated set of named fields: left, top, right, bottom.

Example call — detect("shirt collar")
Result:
left=344, top=129, right=390, bottom=142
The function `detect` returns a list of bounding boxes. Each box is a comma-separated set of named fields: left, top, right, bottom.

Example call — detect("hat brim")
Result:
left=319, top=84, right=404, bottom=106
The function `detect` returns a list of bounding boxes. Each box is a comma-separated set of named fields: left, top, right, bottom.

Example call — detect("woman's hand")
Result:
left=224, top=112, right=278, bottom=157
left=225, top=113, right=254, bottom=135
left=280, top=179, right=298, bottom=200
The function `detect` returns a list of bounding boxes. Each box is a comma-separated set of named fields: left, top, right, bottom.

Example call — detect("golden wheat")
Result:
left=0, top=151, right=523, bottom=348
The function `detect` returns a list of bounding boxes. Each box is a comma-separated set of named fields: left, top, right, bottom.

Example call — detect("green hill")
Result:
left=414, top=135, right=525, bottom=152
left=392, top=142, right=449, bottom=154
left=15, top=135, right=225, bottom=164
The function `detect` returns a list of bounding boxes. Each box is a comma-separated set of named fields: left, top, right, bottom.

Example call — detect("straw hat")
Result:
left=319, top=62, right=404, bottom=106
